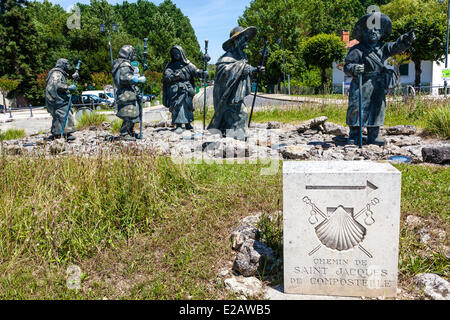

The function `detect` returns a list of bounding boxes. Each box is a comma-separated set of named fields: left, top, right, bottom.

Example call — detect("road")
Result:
left=193, top=86, right=347, bottom=110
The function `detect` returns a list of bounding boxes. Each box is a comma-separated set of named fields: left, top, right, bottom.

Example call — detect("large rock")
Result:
left=422, top=146, right=450, bottom=164
left=224, top=276, right=264, bottom=298
left=296, top=116, right=328, bottom=134
left=267, top=122, right=281, bottom=129
left=281, top=145, right=313, bottom=160
left=415, top=273, right=450, bottom=300
left=230, top=225, right=260, bottom=250
left=385, top=125, right=417, bottom=136
left=233, top=239, right=275, bottom=277
left=322, top=122, right=349, bottom=137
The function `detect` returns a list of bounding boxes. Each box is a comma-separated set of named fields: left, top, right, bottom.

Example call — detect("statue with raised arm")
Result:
left=208, top=26, right=264, bottom=140
left=163, top=45, right=207, bottom=133
left=344, top=13, right=416, bottom=146
left=112, top=45, right=146, bottom=141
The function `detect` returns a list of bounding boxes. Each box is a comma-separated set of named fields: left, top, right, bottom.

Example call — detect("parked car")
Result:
left=82, top=90, right=115, bottom=105
left=72, top=94, right=111, bottom=110
left=143, top=94, right=156, bottom=102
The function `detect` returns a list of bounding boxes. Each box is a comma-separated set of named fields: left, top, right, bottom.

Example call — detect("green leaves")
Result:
left=382, top=0, right=448, bottom=86
left=0, top=0, right=202, bottom=105
left=301, top=33, right=347, bottom=90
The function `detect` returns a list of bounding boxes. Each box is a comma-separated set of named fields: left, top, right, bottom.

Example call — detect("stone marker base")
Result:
left=283, top=161, right=401, bottom=298
left=265, top=285, right=361, bottom=300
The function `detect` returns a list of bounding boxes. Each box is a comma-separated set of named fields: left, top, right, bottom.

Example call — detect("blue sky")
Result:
left=38, top=0, right=252, bottom=63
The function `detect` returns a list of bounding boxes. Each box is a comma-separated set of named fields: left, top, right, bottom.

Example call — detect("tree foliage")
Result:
left=382, top=0, right=447, bottom=86
left=0, top=0, right=202, bottom=105
left=0, top=76, right=20, bottom=108
left=301, top=34, right=347, bottom=91
left=0, top=0, right=44, bottom=101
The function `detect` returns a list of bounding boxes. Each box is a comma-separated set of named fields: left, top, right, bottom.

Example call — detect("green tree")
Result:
left=300, top=0, right=364, bottom=37
left=382, top=0, right=447, bottom=86
left=0, top=0, right=44, bottom=103
left=239, top=0, right=304, bottom=69
left=266, top=49, right=303, bottom=89
left=116, top=0, right=202, bottom=71
left=301, top=34, right=347, bottom=91
left=0, top=77, right=20, bottom=111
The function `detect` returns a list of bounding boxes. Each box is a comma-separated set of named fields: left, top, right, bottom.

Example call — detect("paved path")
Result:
left=193, top=87, right=347, bottom=110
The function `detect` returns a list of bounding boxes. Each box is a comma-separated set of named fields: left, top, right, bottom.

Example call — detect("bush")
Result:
left=110, top=119, right=123, bottom=133
left=0, top=128, right=26, bottom=141
left=424, top=106, right=450, bottom=139
left=75, top=112, right=108, bottom=130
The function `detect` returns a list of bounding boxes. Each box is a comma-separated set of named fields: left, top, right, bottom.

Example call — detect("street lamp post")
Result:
left=439, top=0, right=450, bottom=95
left=278, top=37, right=287, bottom=95
left=100, top=22, right=118, bottom=112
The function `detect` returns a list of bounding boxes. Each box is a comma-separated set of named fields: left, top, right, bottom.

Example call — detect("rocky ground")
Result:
left=1, top=117, right=449, bottom=165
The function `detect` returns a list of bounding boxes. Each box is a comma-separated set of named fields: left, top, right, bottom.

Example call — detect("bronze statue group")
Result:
left=45, top=12, right=416, bottom=146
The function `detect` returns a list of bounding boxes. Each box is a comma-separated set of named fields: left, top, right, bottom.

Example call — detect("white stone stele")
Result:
left=283, top=161, right=402, bottom=298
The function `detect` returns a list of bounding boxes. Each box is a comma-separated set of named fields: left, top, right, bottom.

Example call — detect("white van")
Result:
left=82, top=90, right=115, bottom=105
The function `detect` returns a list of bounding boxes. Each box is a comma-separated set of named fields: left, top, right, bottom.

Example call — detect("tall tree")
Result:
left=382, top=0, right=447, bottom=86
left=115, top=0, right=202, bottom=70
left=301, top=33, right=347, bottom=91
left=0, top=77, right=19, bottom=110
left=0, top=0, right=44, bottom=103
left=239, top=0, right=304, bottom=69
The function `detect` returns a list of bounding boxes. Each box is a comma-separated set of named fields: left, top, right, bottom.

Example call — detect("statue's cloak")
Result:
left=207, top=53, right=251, bottom=131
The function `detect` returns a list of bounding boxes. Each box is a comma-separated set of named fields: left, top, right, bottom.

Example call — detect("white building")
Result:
left=332, top=31, right=449, bottom=96
left=0, top=92, right=13, bottom=109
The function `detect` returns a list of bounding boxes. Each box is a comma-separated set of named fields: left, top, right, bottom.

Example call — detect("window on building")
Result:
left=399, top=64, right=409, bottom=76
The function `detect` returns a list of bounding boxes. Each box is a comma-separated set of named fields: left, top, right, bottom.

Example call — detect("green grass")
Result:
left=0, top=154, right=280, bottom=299
left=0, top=129, right=26, bottom=141
left=251, top=105, right=348, bottom=125
left=424, top=106, right=450, bottom=139
left=397, top=164, right=449, bottom=222
left=75, top=112, right=108, bottom=130
left=195, top=97, right=449, bottom=129
left=291, top=93, right=346, bottom=100
left=110, top=119, right=123, bottom=134
left=0, top=153, right=447, bottom=299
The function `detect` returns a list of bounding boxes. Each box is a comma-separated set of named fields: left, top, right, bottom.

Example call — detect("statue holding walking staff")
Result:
left=207, top=26, right=265, bottom=140
left=163, top=45, right=208, bottom=134
left=344, top=12, right=416, bottom=146
left=112, top=45, right=146, bottom=141
left=45, top=58, right=79, bottom=141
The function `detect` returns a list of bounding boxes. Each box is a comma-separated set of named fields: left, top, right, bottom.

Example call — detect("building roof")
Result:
left=346, top=39, right=359, bottom=48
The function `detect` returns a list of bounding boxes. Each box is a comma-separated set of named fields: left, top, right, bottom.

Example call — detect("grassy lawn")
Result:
left=195, top=97, right=449, bottom=136
left=0, top=153, right=447, bottom=299
left=0, top=128, right=26, bottom=141
left=75, top=112, right=108, bottom=130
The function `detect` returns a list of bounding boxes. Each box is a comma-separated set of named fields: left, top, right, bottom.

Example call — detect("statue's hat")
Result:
left=222, top=26, right=257, bottom=51
left=353, top=13, right=392, bottom=42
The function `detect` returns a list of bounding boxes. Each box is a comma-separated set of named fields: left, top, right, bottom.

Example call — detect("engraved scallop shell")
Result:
left=315, top=206, right=366, bottom=251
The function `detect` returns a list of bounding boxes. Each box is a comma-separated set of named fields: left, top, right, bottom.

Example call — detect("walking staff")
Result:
left=248, top=37, right=269, bottom=128
left=62, top=60, right=81, bottom=136
left=203, top=40, right=211, bottom=130
left=139, top=38, right=148, bottom=140
left=358, top=73, right=363, bottom=148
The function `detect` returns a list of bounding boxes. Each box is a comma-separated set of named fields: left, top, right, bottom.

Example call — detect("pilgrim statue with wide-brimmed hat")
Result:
left=208, top=26, right=265, bottom=140
left=344, top=12, right=416, bottom=146
left=163, top=45, right=208, bottom=133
